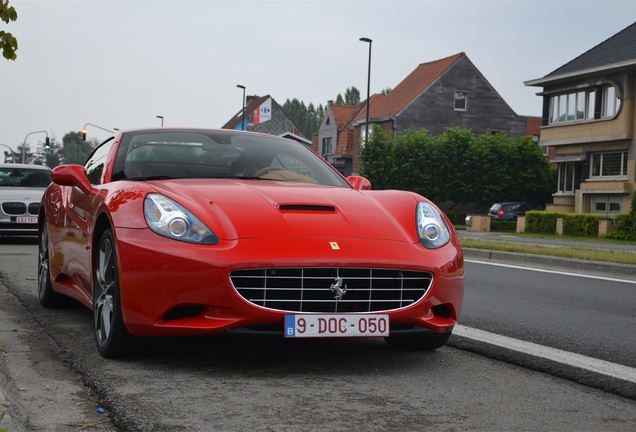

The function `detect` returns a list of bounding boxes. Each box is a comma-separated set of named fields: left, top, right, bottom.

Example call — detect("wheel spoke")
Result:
left=38, top=226, right=49, bottom=297
left=94, top=237, right=115, bottom=346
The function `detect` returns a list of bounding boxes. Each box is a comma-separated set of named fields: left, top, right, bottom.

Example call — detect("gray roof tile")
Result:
left=546, top=21, right=636, bottom=77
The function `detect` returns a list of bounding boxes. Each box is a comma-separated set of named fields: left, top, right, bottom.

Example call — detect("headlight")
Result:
left=416, top=202, right=450, bottom=249
left=144, top=194, right=219, bottom=244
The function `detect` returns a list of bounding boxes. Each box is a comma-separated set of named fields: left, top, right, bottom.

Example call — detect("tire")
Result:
left=38, top=222, right=68, bottom=308
left=93, top=228, right=137, bottom=358
left=384, top=331, right=452, bottom=351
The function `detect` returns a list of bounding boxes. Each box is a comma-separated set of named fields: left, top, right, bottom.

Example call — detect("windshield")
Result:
left=111, top=129, right=350, bottom=187
left=0, top=167, right=52, bottom=188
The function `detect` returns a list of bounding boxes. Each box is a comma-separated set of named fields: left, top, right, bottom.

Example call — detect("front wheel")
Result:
left=93, top=228, right=137, bottom=358
left=38, top=222, right=68, bottom=308
left=384, top=331, right=451, bottom=351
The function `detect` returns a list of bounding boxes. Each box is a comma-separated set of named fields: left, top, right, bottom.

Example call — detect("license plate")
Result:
left=285, top=314, right=389, bottom=338
left=16, top=216, right=37, bottom=223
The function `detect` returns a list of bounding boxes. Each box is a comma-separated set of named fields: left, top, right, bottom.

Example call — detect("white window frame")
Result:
left=557, top=162, right=575, bottom=194
left=321, top=137, right=332, bottom=157
left=590, top=151, right=628, bottom=178
left=454, top=91, right=468, bottom=111
left=549, top=86, right=619, bottom=124
left=602, top=86, right=621, bottom=118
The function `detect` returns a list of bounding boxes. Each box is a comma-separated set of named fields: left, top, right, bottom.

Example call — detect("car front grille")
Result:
left=231, top=268, right=433, bottom=313
left=2, top=202, right=27, bottom=215
left=28, top=203, right=39, bottom=215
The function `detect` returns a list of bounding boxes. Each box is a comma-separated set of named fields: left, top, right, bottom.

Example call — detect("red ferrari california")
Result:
left=38, top=128, right=464, bottom=358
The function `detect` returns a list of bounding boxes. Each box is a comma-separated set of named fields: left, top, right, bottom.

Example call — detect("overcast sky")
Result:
left=2, top=0, right=636, bottom=155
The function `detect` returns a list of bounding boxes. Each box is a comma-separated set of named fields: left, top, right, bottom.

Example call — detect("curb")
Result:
left=462, top=248, right=636, bottom=279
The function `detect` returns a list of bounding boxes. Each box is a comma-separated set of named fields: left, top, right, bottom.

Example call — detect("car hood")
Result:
left=147, top=179, right=419, bottom=242
left=0, top=187, right=46, bottom=200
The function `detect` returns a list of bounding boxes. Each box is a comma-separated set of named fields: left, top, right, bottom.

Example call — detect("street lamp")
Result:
left=21, top=130, right=49, bottom=164
left=83, top=123, right=114, bottom=134
left=157, top=116, right=164, bottom=127
left=0, top=142, right=16, bottom=163
left=237, top=85, right=246, bottom=131
left=360, top=37, right=372, bottom=145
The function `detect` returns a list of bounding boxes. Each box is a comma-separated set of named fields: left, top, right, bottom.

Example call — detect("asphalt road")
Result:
left=1, top=236, right=635, bottom=431
left=460, top=260, right=636, bottom=368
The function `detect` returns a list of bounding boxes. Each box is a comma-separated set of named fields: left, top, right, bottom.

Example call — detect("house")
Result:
left=222, top=95, right=304, bottom=138
left=525, top=21, right=636, bottom=216
left=315, top=52, right=541, bottom=176
left=313, top=95, right=385, bottom=175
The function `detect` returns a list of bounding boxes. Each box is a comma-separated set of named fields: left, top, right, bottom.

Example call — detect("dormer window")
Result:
left=454, top=91, right=468, bottom=111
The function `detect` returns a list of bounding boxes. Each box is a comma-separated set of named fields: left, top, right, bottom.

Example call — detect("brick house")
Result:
left=222, top=95, right=304, bottom=138
left=525, top=21, right=636, bottom=216
left=314, top=52, right=541, bottom=176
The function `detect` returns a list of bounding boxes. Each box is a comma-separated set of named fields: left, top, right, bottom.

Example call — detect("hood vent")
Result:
left=279, top=204, right=335, bottom=212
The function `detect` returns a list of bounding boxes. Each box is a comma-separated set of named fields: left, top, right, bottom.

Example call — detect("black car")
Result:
left=488, top=202, right=544, bottom=221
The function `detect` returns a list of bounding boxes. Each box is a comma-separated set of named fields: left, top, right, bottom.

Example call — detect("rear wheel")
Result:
left=38, top=222, right=67, bottom=308
left=384, top=331, right=451, bottom=351
left=94, top=228, right=137, bottom=358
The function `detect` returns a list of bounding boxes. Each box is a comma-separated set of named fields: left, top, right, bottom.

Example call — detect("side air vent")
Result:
left=279, top=205, right=335, bottom=212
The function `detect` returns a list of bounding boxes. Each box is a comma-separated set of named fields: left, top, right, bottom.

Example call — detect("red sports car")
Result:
left=38, top=128, right=464, bottom=358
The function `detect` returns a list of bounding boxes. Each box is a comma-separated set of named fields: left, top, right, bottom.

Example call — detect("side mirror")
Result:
left=51, top=164, right=93, bottom=195
left=347, top=175, right=371, bottom=191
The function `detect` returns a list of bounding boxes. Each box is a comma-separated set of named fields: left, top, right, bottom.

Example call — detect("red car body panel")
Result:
left=40, top=128, right=464, bottom=341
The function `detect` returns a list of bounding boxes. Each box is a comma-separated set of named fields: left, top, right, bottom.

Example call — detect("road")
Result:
left=0, top=237, right=635, bottom=431
left=462, top=260, right=636, bottom=367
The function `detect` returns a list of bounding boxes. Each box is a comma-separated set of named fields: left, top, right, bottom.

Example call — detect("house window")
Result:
left=557, top=163, right=576, bottom=193
left=321, top=137, right=332, bottom=157
left=590, top=152, right=628, bottom=177
left=454, top=91, right=468, bottom=111
left=549, top=86, right=620, bottom=124
left=602, top=86, right=620, bottom=118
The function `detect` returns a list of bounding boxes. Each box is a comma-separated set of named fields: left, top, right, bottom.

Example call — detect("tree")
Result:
left=380, top=87, right=392, bottom=95
left=62, top=131, right=95, bottom=164
left=282, top=98, right=324, bottom=139
left=15, top=142, right=34, bottom=164
left=0, top=0, right=18, bottom=60
left=34, top=137, right=62, bottom=168
left=344, top=87, right=360, bottom=106
left=359, top=126, right=556, bottom=208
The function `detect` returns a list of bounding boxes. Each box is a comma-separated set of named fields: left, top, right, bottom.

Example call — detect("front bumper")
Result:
left=114, top=227, right=465, bottom=337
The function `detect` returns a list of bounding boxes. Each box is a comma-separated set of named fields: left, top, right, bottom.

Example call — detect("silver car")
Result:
left=0, top=163, right=52, bottom=236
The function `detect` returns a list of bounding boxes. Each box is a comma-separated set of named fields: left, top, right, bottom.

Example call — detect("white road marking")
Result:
left=454, top=325, right=636, bottom=384
left=465, top=259, right=636, bottom=285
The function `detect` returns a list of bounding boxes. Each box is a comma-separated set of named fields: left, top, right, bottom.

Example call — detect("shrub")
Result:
left=490, top=221, right=516, bottom=231
left=444, top=211, right=468, bottom=225
left=562, top=214, right=601, bottom=237
left=525, top=211, right=558, bottom=234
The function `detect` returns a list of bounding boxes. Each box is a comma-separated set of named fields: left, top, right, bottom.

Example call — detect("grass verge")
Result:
left=460, top=237, right=636, bottom=266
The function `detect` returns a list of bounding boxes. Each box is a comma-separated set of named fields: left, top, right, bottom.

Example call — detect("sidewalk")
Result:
left=457, top=229, right=636, bottom=254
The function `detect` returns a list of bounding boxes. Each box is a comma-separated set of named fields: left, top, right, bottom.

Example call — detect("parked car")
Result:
left=0, top=163, right=52, bottom=236
left=38, top=128, right=464, bottom=358
left=488, top=202, right=544, bottom=221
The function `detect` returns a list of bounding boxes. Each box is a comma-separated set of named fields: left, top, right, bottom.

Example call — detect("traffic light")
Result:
left=44, top=137, right=51, bottom=151
left=81, top=128, right=87, bottom=141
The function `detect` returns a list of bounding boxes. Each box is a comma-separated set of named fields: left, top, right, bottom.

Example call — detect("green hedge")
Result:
left=444, top=211, right=468, bottom=225
left=562, top=214, right=601, bottom=237
left=525, top=211, right=608, bottom=237
left=524, top=211, right=559, bottom=234
left=490, top=221, right=516, bottom=231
